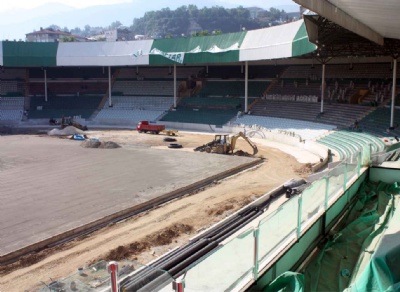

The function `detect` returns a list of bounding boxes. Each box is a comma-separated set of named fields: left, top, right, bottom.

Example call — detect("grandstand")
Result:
left=1, top=3, right=400, bottom=291
left=28, top=95, right=103, bottom=119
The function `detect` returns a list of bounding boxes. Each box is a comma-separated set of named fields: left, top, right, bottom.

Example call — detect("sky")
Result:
left=0, top=0, right=132, bottom=12
left=0, top=0, right=298, bottom=40
left=0, top=0, right=295, bottom=12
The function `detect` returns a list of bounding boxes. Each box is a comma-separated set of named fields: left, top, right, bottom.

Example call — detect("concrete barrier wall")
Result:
left=90, top=119, right=137, bottom=127
left=161, top=121, right=219, bottom=132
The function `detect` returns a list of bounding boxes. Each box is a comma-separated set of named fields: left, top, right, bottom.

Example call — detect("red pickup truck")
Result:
left=136, top=121, right=165, bottom=134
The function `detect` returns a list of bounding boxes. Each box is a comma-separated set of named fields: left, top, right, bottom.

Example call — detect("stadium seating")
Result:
left=282, top=63, right=394, bottom=79
left=117, top=67, right=203, bottom=79
left=29, top=67, right=108, bottom=79
left=0, top=68, right=26, bottom=79
left=205, top=65, right=286, bottom=79
left=0, top=96, right=25, bottom=121
left=0, top=80, right=25, bottom=96
left=250, top=100, right=374, bottom=128
left=103, top=96, right=174, bottom=111
left=196, top=80, right=270, bottom=98
left=95, top=109, right=165, bottom=123
left=29, top=82, right=108, bottom=96
left=164, top=80, right=267, bottom=125
left=112, top=80, right=179, bottom=96
left=358, top=106, right=400, bottom=137
left=179, top=96, right=252, bottom=110
left=28, top=95, right=103, bottom=119
left=93, top=95, right=174, bottom=123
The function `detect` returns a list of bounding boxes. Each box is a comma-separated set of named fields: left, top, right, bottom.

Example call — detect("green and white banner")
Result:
left=149, top=48, right=185, bottom=64
left=0, top=20, right=315, bottom=67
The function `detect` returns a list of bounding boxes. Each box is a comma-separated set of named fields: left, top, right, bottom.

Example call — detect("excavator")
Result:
left=61, top=116, right=88, bottom=131
left=194, top=132, right=258, bottom=156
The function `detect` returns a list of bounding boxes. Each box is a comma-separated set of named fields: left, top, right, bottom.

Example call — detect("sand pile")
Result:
left=99, top=141, right=121, bottom=149
left=48, top=126, right=84, bottom=136
left=81, top=139, right=101, bottom=148
left=81, top=139, right=121, bottom=149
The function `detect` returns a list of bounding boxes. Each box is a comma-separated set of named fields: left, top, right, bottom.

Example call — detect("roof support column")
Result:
left=108, top=66, right=112, bottom=107
left=44, top=69, right=48, bottom=102
left=173, top=64, right=177, bottom=108
left=320, top=63, right=326, bottom=113
left=390, top=58, right=397, bottom=129
left=245, top=61, right=248, bottom=113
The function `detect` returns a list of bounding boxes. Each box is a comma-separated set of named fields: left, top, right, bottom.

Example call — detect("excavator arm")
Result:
left=230, top=132, right=258, bottom=155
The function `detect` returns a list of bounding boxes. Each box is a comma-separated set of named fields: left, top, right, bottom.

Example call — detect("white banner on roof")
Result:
left=205, top=42, right=239, bottom=53
left=239, top=20, right=303, bottom=61
left=150, top=48, right=185, bottom=64
left=57, top=40, right=153, bottom=66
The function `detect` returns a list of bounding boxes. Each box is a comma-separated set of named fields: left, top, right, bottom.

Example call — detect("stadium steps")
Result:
left=316, top=139, right=346, bottom=160
left=334, top=131, right=385, bottom=152
left=316, top=130, right=386, bottom=162
left=262, top=79, right=278, bottom=96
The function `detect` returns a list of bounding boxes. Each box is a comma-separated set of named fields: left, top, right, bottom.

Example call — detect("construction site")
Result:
left=1, top=0, right=400, bottom=290
left=0, top=127, right=315, bottom=291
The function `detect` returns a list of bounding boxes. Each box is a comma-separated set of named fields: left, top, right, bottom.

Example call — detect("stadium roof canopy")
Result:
left=326, top=0, right=400, bottom=41
left=294, top=0, right=400, bottom=59
left=0, top=20, right=316, bottom=67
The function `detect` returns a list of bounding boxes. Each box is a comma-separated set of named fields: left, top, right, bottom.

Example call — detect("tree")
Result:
left=48, top=24, right=61, bottom=31
left=40, top=5, right=292, bottom=40
left=61, top=36, right=76, bottom=42
left=84, top=25, right=91, bottom=36
left=70, top=27, right=82, bottom=36
left=109, top=21, right=122, bottom=29
left=192, top=30, right=209, bottom=37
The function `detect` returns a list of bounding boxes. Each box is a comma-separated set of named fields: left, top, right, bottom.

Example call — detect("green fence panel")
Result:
left=361, top=144, right=371, bottom=166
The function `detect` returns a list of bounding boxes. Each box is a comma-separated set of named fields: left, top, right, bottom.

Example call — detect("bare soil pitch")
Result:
left=0, top=130, right=310, bottom=291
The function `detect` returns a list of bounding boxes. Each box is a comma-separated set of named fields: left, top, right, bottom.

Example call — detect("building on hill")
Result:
left=26, top=27, right=88, bottom=42
left=105, top=27, right=134, bottom=42
left=247, top=7, right=265, bottom=19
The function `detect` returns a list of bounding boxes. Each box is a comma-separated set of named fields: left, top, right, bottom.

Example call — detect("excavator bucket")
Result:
left=230, top=132, right=258, bottom=156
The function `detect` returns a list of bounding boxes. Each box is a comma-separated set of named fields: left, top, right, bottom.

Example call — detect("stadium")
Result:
left=0, top=0, right=400, bottom=291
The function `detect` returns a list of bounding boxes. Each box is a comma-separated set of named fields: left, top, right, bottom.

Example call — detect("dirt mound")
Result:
left=81, top=139, right=101, bottom=148
left=295, top=163, right=312, bottom=175
left=81, top=140, right=121, bottom=149
left=0, top=251, right=48, bottom=275
left=207, top=195, right=258, bottom=217
left=48, top=126, right=84, bottom=136
left=234, top=150, right=252, bottom=157
left=100, top=223, right=193, bottom=262
left=208, top=204, right=234, bottom=216
left=98, top=141, right=121, bottom=149
left=104, top=243, right=150, bottom=262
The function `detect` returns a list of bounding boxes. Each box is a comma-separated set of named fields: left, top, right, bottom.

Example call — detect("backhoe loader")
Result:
left=194, top=132, right=258, bottom=156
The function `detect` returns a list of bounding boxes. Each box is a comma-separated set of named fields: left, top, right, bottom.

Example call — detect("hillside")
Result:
left=131, top=5, right=298, bottom=38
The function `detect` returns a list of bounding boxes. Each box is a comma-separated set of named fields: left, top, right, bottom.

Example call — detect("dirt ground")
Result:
left=0, top=130, right=311, bottom=292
